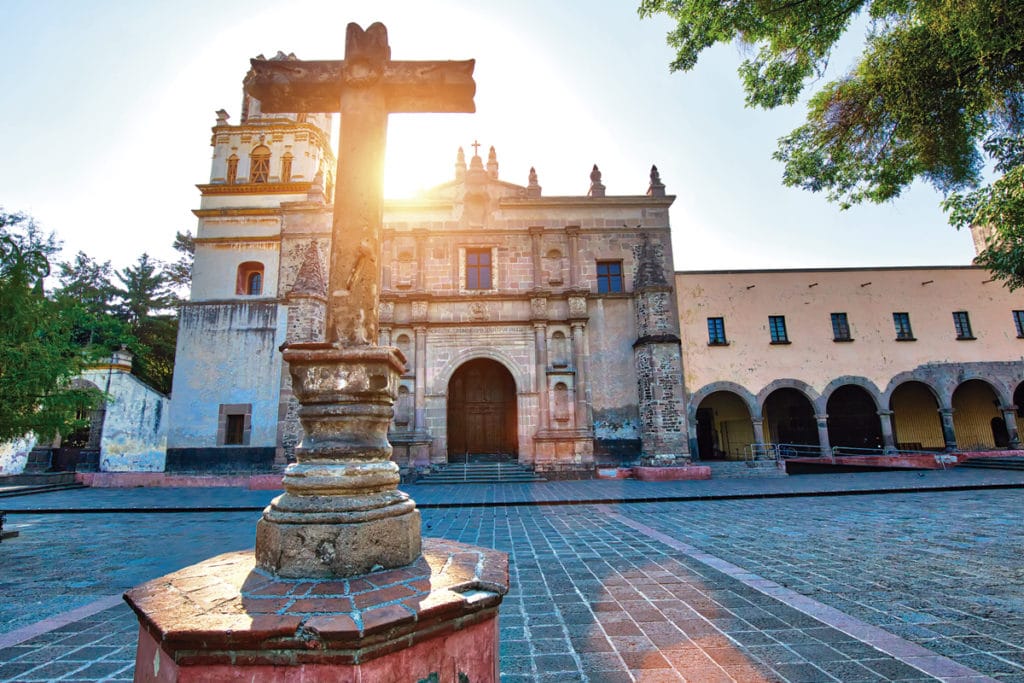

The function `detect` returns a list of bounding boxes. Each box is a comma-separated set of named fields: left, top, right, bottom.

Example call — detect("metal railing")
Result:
left=745, top=443, right=955, bottom=469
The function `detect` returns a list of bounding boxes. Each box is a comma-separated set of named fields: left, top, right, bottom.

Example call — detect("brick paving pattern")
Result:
left=1, top=481, right=1022, bottom=681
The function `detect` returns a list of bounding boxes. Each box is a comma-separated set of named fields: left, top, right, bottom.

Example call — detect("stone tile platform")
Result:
left=125, top=538, right=507, bottom=681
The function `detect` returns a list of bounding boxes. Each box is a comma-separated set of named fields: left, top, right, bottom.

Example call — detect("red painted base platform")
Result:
left=124, top=538, right=508, bottom=683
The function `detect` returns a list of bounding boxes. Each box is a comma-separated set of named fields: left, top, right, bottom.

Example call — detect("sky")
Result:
left=0, top=0, right=976, bottom=274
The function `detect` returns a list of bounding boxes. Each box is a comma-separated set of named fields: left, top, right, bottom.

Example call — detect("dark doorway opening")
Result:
left=763, top=388, right=818, bottom=448
left=827, top=385, right=883, bottom=452
left=447, top=359, right=518, bottom=462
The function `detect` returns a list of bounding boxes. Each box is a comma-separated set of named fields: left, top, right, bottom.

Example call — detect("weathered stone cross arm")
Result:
left=243, top=24, right=475, bottom=114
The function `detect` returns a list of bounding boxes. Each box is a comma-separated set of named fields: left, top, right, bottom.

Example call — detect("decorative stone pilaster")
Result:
left=566, top=226, right=580, bottom=288
left=257, top=343, right=419, bottom=578
left=815, top=414, right=831, bottom=458
left=530, top=226, right=544, bottom=288
left=570, top=321, right=591, bottom=430
left=533, top=321, right=550, bottom=431
left=939, top=408, right=958, bottom=451
left=414, top=325, right=428, bottom=433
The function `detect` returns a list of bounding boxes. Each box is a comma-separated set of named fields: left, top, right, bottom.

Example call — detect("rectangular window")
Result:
left=596, top=261, right=623, bottom=294
left=707, top=317, right=727, bottom=345
left=953, top=311, right=974, bottom=339
left=831, top=312, right=851, bottom=341
left=893, top=312, right=915, bottom=340
left=218, top=403, right=251, bottom=446
left=1014, top=310, right=1024, bottom=338
left=768, top=315, right=789, bottom=343
left=465, top=248, right=492, bottom=290
left=224, top=414, right=245, bottom=445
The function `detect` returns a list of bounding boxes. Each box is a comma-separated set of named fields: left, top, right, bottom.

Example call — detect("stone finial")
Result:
left=634, top=234, right=669, bottom=289
left=290, top=241, right=327, bottom=298
left=486, top=145, right=499, bottom=180
left=588, top=164, right=606, bottom=198
left=455, top=146, right=466, bottom=182
left=527, top=166, right=542, bottom=198
left=647, top=164, right=666, bottom=197
left=215, top=109, right=229, bottom=125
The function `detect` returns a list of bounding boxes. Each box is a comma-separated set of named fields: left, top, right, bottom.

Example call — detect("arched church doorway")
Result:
left=695, top=391, right=754, bottom=460
left=763, top=388, right=818, bottom=449
left=447, top=359, right=518, bottom=462
left=826, top=385, right=882, bottom=452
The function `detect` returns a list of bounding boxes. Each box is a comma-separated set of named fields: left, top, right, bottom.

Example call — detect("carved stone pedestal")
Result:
left=256, top=343, right=421, bottom=578
left=125, top=539, right=508, bottom=682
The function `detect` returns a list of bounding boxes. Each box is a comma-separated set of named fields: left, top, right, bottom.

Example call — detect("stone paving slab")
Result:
left=3, top=468, right=1024, bottom=512
left=1, top=487, right=1022, bottom=681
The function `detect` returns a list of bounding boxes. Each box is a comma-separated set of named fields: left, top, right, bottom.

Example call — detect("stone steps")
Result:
left=702, top=460, right=788, bottom=479
left=416, top=462, right=547, bottom=484
left=957, top=456, right=1024, bottom=471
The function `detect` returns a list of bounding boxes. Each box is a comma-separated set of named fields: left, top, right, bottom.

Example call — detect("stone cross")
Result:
left=245, top=22, right=475, bottom=346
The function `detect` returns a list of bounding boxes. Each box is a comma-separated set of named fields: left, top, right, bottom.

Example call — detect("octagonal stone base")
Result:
left=125, top=538, right=508, bottom=683
left=256, top=509, right=421, bottom=578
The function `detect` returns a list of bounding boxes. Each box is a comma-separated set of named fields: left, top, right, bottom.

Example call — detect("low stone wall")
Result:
left=595, top=465, right=711, bottom=481
left=76, top=472, right=283, bottom=490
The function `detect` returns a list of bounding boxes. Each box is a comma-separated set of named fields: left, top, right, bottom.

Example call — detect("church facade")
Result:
left=165, top=81, right=688, bottom=475
left=164, top=71, right=1024, bottom=475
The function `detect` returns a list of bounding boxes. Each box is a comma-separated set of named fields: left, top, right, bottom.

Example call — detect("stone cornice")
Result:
left=212, top=121, right=334, bottom=155
left=499, top=195, right=676, bottom=209
left=193, top=208, right=281, bottom=218
left=194, top=235, right=280, bottom=245
left=198, top=182, right=313, bottom=195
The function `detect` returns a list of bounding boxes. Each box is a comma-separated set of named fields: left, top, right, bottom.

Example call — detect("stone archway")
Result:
left=446, top=358, right=518, bottom=462
left=826, top=385, right=882, bottom=452
left=763, top=388, right=819, bottom=448
left=694, top=391, right=754, bottom=460
left=889, top=381, right=944, bottom=450
left=952, top=379, right=1004, bottom=450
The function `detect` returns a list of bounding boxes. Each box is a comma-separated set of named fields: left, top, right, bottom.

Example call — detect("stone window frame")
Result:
left=249, top=145, right=271, bottom=183
left=236, top=262, right=265, bottom=296
left=226, top=154, right=239, bottom=185
left=596, top=260, right=623, bottom=294
left=458, top=246, right=498, bottom=293
left=831, top=312, right=853, bottom=342
left=218, top=404, right=252, bottom=446
left=280, top=153, right=293, bottom=183
left=707, top=317, right=727, bottom=345
left=768, top=315, right=790, bottom=344
left=952, top=311, right=975, bottom=340
left=893, top=312, right=915, bottom=341
left=1014, top=310, right=1024, bottom=338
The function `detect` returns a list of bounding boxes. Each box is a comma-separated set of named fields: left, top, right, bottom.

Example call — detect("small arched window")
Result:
left=249, top=145, right=271, bottom=183
left=236, top=262, right=265, bottom=295
left=281, top=153, right=293, bottom=183
left=226, top=154, right=239, bottom=184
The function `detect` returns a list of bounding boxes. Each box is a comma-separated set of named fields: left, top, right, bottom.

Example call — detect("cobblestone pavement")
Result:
left=0, top=486, right=1021, bottom=681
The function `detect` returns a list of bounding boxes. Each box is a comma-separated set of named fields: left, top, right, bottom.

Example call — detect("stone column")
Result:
left=570, top=321, right=591, bottom=430
left=1001, top=405, right=1021, bottom=448
left=379, top=325, right=392, bottom=347
left=566, top=226, right=580, bottom=288
left=530, top=226, right=543, bottom=288
left=414, top=325, right=427, bottom=433
left=877, top=409, right=897, bottom=453
left=751, top=417, right=766, bottom=458
left=534, top=322, right=550, bottom=430
left=939, top=408, right=957, bottom=451
left=815, top=414, right=832, bottom=458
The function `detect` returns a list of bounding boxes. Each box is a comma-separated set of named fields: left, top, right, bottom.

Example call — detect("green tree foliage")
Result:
left=165, top=230, right=195, bottom=296
left=53, top=252, right=133, bottom=350
left=0, top=211, right=102, bottom=443
left=639, top=0, right=1024, bottom=284
left=113, top=254, right=179, bottom=394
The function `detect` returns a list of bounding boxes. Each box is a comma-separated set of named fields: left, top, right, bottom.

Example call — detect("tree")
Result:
left=113, top=254, right=178, bottom=394
left=639, top=0, right=1024, bottom=285
left=53, top=252, right=132, bottom=350
left=165, top=230, right=195, bottom=297
left=0, top=211, right=102, bottom=443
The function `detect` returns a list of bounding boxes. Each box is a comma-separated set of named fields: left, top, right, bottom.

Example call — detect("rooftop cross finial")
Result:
left=471, top=139, right=481, bottom=156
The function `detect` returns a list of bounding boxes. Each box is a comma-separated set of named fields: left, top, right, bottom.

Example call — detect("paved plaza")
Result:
left=1, top=472, right=1023, bottom=681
